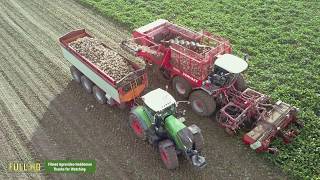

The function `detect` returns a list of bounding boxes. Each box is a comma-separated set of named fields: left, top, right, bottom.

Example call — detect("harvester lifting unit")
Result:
left=216, top=87, right=303, bottom=153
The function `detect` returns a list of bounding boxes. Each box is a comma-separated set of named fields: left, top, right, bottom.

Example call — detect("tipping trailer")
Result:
left=121, top=19, right=248, bottom=116
left=59, top=29, right=147, bottom=107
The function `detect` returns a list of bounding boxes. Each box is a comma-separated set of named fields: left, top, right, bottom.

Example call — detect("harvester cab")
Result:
left=129, top=88, right=206, bottom=169
left=206, top=54, right=248, bottom=89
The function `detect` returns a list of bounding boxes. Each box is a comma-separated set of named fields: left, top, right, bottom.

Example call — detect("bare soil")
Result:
left=0, top=0, right=287, bottom=179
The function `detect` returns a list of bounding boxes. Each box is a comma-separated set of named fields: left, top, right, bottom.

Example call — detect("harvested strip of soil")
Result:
left=69, top=36, right=134, bottom=81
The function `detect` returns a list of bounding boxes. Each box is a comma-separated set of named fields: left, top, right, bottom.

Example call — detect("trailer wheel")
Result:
left=172, top=76, right=192, bottom=98
left=189, top=90, right=216, bottom=116
left=70, top=66, right=82, bottom=83
left=106, top=98, right=116, bottom=106
left=235, top=74, right=247, bottom=91
left=117, top=103, right=127, bottom=110
left=129, top=112, right=147, bottom=140
left=93, top=86, right=106, bottom=104
left=81, top=76, right=93, bottom=94
left=158, top=139, right=179, bottom=170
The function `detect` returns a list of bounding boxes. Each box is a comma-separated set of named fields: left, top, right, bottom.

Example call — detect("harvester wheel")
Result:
left=93, top=86, right=106, bottom=104
left=81, top=76, right=93, bottom=94
left=235, top=74, right=247, bottom=91
left=158, top=139, right=179, bottom=170
left=70, top=66, right=82, bottom=83
left=172, top=76, right=192, bottom=98
left=189, top=90, right=216, bottom=116
left=129, top=112, right=147, bottom=140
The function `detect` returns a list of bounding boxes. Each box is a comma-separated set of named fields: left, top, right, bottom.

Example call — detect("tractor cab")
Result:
left=206, top=54, right=248, bottom=88
left=141, top=88, right=177, bottom=120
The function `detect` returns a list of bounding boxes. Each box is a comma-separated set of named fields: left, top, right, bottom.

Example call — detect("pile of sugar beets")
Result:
left=70, top=37, right=134, bottom=82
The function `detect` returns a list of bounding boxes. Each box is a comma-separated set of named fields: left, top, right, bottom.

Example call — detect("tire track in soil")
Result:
left=0, top=1, right=130, bottom=179
left=0, top=18, right=130, bottom=180
left=0, top=4, right=70, bottom=84
left=0, top=9, right=70, bottom=77
left=0, top=100, right=41, bottom=179
left=0, top=75, right=59, bottom=179
left=0, top=33, right=127, bottom=180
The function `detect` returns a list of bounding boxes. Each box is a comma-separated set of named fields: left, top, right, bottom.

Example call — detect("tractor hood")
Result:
left=214, top=54, right=248, bottom=73
left=141, top=88, right=176, bottom=112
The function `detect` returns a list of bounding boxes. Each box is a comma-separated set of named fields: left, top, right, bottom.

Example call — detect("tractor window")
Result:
left=213, top=65, right=228, bottom=75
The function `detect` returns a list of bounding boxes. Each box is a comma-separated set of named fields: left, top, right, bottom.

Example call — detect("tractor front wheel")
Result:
left=172, top=76, right=192, bottom=98
left=189, top=90, right=216, bottom=116
left=129, top=112, right=147, bottom=141
left=158, top=139, right=179, bottom=170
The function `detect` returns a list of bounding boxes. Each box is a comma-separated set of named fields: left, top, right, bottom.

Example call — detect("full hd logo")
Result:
left=8, top=162, right=41, bottom=173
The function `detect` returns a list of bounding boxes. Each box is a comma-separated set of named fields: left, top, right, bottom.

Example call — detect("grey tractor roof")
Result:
left=141, top=88, right=176, bottom=112
left=215, top=54, right=248, bottom=73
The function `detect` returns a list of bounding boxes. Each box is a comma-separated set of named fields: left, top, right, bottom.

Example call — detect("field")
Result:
left=79, top=0, right=320, bottom=179
left=0, top=0, right=294, bottom=179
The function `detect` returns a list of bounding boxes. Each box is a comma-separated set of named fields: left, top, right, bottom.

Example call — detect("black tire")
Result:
left=235, top=74, right=247, bottom=91
left=189, top=90, right=216, bottom=116
left=158, top=139, right=179, bottom=170
left=188, top=125, right=204, bottom=151
left=172, top=76, right=192, bottom=98
left=129, top=112, right=148, bottom=141
left=81, top=76, right=93, bottom=94
left=93, top=86, right=106, bottom=104
left=70, top=66, right=82, bottom=83
left=193, top=132, right=204, bottom=151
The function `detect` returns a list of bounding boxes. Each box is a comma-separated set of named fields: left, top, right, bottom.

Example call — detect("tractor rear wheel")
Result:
left=93, top=86, right=106, bottom=104
left=81, top=76, right=93, bottom=94
left=189, top=90, right=216, bottom=116
left=172, top=76, right=192, bottom=98
left=70, top=66, right=82, bottom=83
left=129, top=112, right=147, bottom=141
left=158, top=139, right=179, bottom=170
left=235, top=74, right=247, bottom=91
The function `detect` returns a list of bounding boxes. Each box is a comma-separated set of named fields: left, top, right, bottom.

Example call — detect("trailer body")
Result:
left=59, top=29, right=147, bottom=104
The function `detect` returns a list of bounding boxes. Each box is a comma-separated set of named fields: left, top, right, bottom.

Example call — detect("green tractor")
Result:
left=129, top=88, right=206, bottom=169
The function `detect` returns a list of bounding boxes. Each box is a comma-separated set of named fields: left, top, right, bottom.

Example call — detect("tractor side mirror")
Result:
left=176, top=101, right=190, bottom=105
left=165, top=85, right=169, bottom=91
left=244, top=54, right=249, bottom=62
